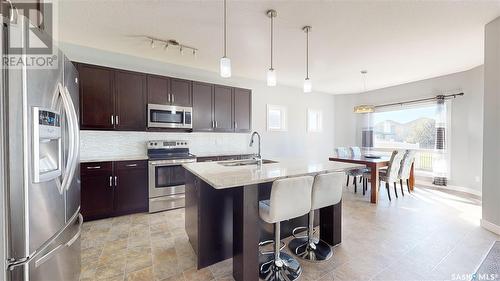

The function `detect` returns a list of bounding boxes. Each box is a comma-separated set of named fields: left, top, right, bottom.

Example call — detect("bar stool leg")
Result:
left=259, top=222, right=302, bottom=281
left=288, top=211, right=333, bottom=262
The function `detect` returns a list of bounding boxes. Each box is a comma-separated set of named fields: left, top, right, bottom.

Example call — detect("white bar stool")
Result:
left=258, top=176, right=314, bottom=281
left=288, top=172, right=344, bottom=262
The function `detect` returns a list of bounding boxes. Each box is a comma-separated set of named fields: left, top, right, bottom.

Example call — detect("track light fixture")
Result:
left=146, top=36, right=198, bottom=57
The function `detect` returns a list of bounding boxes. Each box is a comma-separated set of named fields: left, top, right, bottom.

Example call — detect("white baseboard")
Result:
left=415, top=180, right=482, bottom=197
left=480, top=219, right=500, bottom=235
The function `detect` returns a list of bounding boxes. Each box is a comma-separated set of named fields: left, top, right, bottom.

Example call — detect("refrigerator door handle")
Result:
left=61, top=85, right=80, bottom=191
left=34, top=244, right=64, bottom=268
left=65, top=213, right=83, bottom=247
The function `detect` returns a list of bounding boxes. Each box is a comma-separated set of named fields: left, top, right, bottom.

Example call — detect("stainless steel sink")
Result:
left=218, top=159, right=278, bottom=167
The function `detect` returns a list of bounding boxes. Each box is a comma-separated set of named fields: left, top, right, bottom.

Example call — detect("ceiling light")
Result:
left=354, top=105, right=374, bottom=113
left=150, top=39, right=155, bottom=49
left=220, top=0, right=231, bottom=78
left=303, top=26, right=312, bottom=93
left=266, top=9, right=277, bottom=87
left=180, top=47, right=184, bottom=55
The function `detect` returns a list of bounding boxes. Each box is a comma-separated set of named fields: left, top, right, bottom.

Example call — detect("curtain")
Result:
left=361, top=112, right=374, bottom=154
left=433, top=95, right=448, bottom=186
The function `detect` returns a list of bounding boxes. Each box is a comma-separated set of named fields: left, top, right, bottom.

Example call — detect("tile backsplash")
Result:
left=80, top=131, right=253, bottom=161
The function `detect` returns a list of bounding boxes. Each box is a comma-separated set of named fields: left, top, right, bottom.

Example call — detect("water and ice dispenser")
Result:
left=32, top=107, right=62, bottom=183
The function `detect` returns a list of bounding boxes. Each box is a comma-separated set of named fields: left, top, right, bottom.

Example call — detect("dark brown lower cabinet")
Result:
left=113, top=160, right=148, bottom=216
left=81, top=160, right=148, bottom=221
left=81, top=162, right=114, bottom=221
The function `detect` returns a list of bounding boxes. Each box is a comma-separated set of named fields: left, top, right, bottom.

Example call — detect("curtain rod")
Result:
left=374, top=92, right=464, bottom=109
left=353, top=92, right=464, bottom=113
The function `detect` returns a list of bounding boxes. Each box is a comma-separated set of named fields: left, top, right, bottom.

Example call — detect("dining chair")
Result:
left=363, top=150, right=405, bottom=201
left=350, top=146, right=370, bottom=185
left=335, top=147, right=364, bottom=193
left=398, top=150, right=416, bottom=195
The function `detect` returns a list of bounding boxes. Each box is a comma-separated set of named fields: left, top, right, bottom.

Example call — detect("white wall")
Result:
left=482, top=17, right=500, bottom=232
left=333, top=66, right=484, bottom=193
left=61, top=43, right=336, bottom=161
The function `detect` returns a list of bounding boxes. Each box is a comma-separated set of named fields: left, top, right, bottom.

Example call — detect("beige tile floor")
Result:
left=80, top=185, right=499, bottom=281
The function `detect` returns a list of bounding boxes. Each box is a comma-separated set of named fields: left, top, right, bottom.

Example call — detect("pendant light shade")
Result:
left=303, top=78, right=312, bottom=93
left=267, top=68, right=277, bottom=86
left=303, top=26, right=312, bottom=93
left=220, top=0, right=231, bottom=78
left=220, top=57, right=231, bottom=78
left=266, top=9, right=277, bottom=87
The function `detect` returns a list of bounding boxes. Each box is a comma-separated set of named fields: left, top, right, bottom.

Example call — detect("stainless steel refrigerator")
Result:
left=1, top=13, right=81, bottom=281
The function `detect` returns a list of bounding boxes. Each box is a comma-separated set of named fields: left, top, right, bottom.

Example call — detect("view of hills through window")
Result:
left=373, top=105, right=437, bottom=150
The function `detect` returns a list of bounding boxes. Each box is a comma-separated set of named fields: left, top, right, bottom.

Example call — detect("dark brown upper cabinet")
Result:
left=78, top=64, right=115, bottom=130
left=192, top=82, right=214, bottom=131
left=192, top=83, right=252, bottom=133
left=78, top=63, right=146, bottom=131
left=147, top=75, right=170, bottom=105
left=170, top=78, right=192, bottom=107
left=213, top=85, right=234, bottom=132
left=114, top=71, right=146, bottom=131
left=233, top=88, right=252, bottom=132
left=147, top=75, right=192, bottom=107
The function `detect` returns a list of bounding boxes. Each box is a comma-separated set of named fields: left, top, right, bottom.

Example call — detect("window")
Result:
left=371, top=103, right=449, bottom=174
left=307, top=109, right=323, bottom=132
left=267, top=104, right=287, bottom=131
left=373, top=105, right=436, bottom=149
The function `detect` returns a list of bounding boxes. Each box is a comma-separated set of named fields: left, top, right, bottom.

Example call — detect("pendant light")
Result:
left=266, top=10, right=277, bottom=86
left=219, top=0, right=231, bottom=78
left=303, top=26, right=312, bottom=93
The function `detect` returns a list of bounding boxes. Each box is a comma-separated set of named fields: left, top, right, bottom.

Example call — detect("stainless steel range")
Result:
left=147, top=140, right=196, bottom=213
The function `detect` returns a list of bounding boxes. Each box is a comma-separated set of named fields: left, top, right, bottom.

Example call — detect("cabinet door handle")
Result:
left=167, top=93, right=171, bottom=103
left=215, top=121, right=218, bottom=128
left=125, top=163, right=137, bottom=167
left=171, top=94, right=175, bottom=104
left=234, top=121, right=237, bottom=129
left=87, top=166, right=101, bottom=170
left=114, top=176, right=118, bottom=187
left=115, top=116, right=119, bottom=125
left=109, top=176, right=112, bottom=187
left=110, top=115, right=114, bottom=125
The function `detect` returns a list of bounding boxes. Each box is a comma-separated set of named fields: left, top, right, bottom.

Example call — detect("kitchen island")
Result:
left=182, top=158, right=363, bottom=281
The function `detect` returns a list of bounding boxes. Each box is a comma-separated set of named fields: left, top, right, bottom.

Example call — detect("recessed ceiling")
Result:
left=58, top=0, right=500, bottom=94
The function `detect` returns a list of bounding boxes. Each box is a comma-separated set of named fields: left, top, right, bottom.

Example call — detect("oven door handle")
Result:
left=149, top=160, right=195, bottom=166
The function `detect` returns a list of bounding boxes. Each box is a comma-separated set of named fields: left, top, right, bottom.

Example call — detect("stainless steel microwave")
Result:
left=147, top=104, right=193, bottom=129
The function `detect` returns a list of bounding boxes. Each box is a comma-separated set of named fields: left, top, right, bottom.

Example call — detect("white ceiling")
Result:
left=58, top=0, right=500, bottom=94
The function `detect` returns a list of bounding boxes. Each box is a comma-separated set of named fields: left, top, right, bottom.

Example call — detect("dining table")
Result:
left=328, top=155, right=415, bottom=203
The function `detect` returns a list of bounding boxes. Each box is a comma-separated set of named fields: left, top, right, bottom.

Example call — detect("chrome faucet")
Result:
left=249, top=131, right=262, bottom=165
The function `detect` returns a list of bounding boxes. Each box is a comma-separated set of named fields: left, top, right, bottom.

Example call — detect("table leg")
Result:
left=233, top=185, right=259, bottom=281
left=370, top=164, right=379, bottom=204
left=319, top=200, right=342, bottom=246
left=409, top=163, right=415, bottom=191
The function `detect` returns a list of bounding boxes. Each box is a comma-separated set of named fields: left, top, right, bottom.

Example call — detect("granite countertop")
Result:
left=80, top=155, right=149, bottom=163
left=182, top=157, right=364, bottom=189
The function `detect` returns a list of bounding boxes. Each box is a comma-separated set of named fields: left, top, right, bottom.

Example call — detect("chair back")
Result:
left=399, top=150, right=416, bottom=179
left=350, top=147, right=362, bottom=157
left=267, top=176, right=314, bottom=223
left=385, top=150, right=405, bottom=182
left=335, top=147, right=350, bottom=158
left=311, top=172, right=344, bottom=210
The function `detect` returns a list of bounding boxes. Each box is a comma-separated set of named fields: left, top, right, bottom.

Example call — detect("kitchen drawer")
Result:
left=149, top=194, right=185, bottom=213
left=81, top=162, right=113, bottom=175
left=115, top=160, right=147, bottom=170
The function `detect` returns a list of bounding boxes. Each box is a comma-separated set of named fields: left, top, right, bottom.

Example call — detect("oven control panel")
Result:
left=147, top=140, right=189, bottom=149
